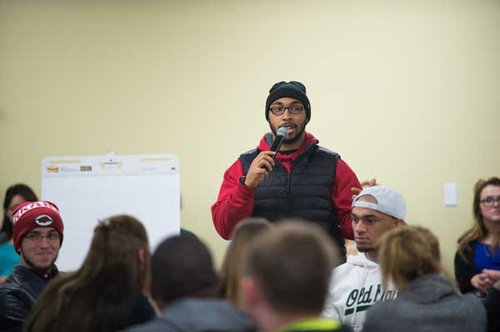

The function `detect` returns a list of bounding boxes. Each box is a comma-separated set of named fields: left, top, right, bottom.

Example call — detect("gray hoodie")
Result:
left=124, top=298, right=258, bottom=332
left=362, top=273, right=486, bottom=332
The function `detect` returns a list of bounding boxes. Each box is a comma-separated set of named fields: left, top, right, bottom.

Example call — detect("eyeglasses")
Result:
left=24, top=231, right=60, bottom=242
left=269, top=105, right=304, bottom=116
left=480, top=196, right=500, bottom=206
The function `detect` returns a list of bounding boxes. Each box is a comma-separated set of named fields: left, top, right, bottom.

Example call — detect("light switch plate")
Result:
left=444, top=183, right=457, bottom=206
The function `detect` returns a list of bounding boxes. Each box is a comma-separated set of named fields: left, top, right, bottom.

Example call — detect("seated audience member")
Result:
left=323, top=186, right=405, bottom=332
left=24, top=215, right=155, bottom=331
left=345, top=179, right=378, bottom=257
left=218, top=217, right=271, bottom=307
left=363, top=226, right=486, bottom=332
left=1, top=184, right=38, bottom=283
left=241, top=221, right=352, bottom=332
left=455, top=177, right=500, bottom=295
left=0, top=201, right=63, bottom=332
left=126, top=235, right=257, bottom=332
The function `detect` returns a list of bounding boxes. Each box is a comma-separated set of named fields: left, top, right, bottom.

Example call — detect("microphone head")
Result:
left=276, top=127, right=289, bottom=138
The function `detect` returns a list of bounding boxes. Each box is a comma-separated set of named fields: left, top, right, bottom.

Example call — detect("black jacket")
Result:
left=454, top=241, right=477, bottom=294
left=0, top=265, right=58, bottom=332
left=485, top=287, right=500, bottom=332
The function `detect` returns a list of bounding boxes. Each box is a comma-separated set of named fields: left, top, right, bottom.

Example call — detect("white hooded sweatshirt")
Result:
left=322, top=253, right=397, bottom=332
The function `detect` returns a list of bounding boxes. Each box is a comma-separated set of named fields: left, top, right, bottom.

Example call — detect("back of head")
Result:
left=413, top=226, right=441, bottom=262
left=379, top=226, right=441, bottom=291
left=81, top=215, right=149, bottom=285
left=25, top=214, right=149, bottom=331
left=245, top=221, right=338, bottom=314
left=219, top=218, right=271, bottom=306
left=151, top=235, right=217, bottom=308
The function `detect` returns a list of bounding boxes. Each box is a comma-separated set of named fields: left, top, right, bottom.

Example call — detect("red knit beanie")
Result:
left=12, top=201, right=64, bottom=252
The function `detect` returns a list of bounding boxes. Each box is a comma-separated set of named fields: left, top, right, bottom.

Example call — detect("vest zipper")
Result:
left=286, top=171, right=292, bottom=216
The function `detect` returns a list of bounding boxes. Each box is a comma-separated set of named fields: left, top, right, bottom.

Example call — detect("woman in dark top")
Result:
left=1, top=184, right=38, bottom=282
left=455, top=177, right=500, bottom=295
left=25, top=215, right=155, bottom=331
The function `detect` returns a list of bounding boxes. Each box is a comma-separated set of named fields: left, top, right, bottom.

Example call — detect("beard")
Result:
left=269, top=121, right=306, bottom=146
left=356, top=245, right=374, bottom=253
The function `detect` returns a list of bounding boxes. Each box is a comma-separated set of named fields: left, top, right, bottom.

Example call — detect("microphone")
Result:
left=269, top=127, right=289, bottom=152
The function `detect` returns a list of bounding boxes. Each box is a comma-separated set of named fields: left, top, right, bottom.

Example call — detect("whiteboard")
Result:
left=41, top=153, right=180, bottom=271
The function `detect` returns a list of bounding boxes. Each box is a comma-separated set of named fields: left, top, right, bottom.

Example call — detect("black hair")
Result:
left=1, top=184, right=38, bottom=244
left=151, top=236, right=217, bottom=306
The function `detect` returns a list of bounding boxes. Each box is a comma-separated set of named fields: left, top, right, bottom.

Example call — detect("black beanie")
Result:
left=265, top=81, right=311, bottom=122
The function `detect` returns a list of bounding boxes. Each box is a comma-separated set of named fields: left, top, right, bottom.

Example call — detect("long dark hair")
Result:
left=1, top=184, right=38, bottom=244
left=24, top=215, right=150, bottom=332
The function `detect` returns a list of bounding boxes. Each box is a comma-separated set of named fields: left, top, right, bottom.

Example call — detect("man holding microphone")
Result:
left=211, top=81, right=360, bottom=258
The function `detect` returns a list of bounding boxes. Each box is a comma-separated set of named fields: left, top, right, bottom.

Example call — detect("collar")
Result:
left=29, top=265, right=59, bottom=279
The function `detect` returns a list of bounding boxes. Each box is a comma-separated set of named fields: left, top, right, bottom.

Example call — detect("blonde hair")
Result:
left=218, top=218, right=271, bottom=307
left=379, top=226, right=442, bottom=291
left=457, top=177, right=500, bottom=260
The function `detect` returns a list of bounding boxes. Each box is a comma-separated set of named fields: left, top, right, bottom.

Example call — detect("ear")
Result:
left=394, top=219, right=405, bottom=227
left=138, top=248, right=146, bottom=265
left=137, top=247, right=152, bottom=270
left=240, top=276, right=263, bottom=307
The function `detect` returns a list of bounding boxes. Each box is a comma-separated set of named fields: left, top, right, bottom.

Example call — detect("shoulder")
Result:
left=367, top=298, right=398, bottom=314
left=240, top=148, right=259, bottom=157
left=123, top=318, right=167, bottom=332
left=331, top=258, right=383, bottom=291
left=364, top=300, right=399, bottom=325
left=0, top=279, right=34, bottom=304
left=239, top=149, right=260, bottom=162
left=464, top=240, right=477, bottom=252
left=333, top=261, right=353, bottom=275
left=0, top=274, right=25, bottom=298
left=316, top=145, right=339, bottom=158
left=462, top=292, right=486, bottom=307
left=332, top=260, right=368, bottom=279
left=454, top=241, right=476, bottom=263
left=458, top=293, right=487, bottom=325
left=330, top=262, right=366, bottom=290
left=0, top=283, right=31, bottom=323
left=130, top=294, right=156, bottom=325
left=168, top=298, right=257, bottom=330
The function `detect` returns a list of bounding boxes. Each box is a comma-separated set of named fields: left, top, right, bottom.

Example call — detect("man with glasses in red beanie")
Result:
left=0, top=201, right=64, bottom=332
left=212, top=81, right=361, bottom=258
